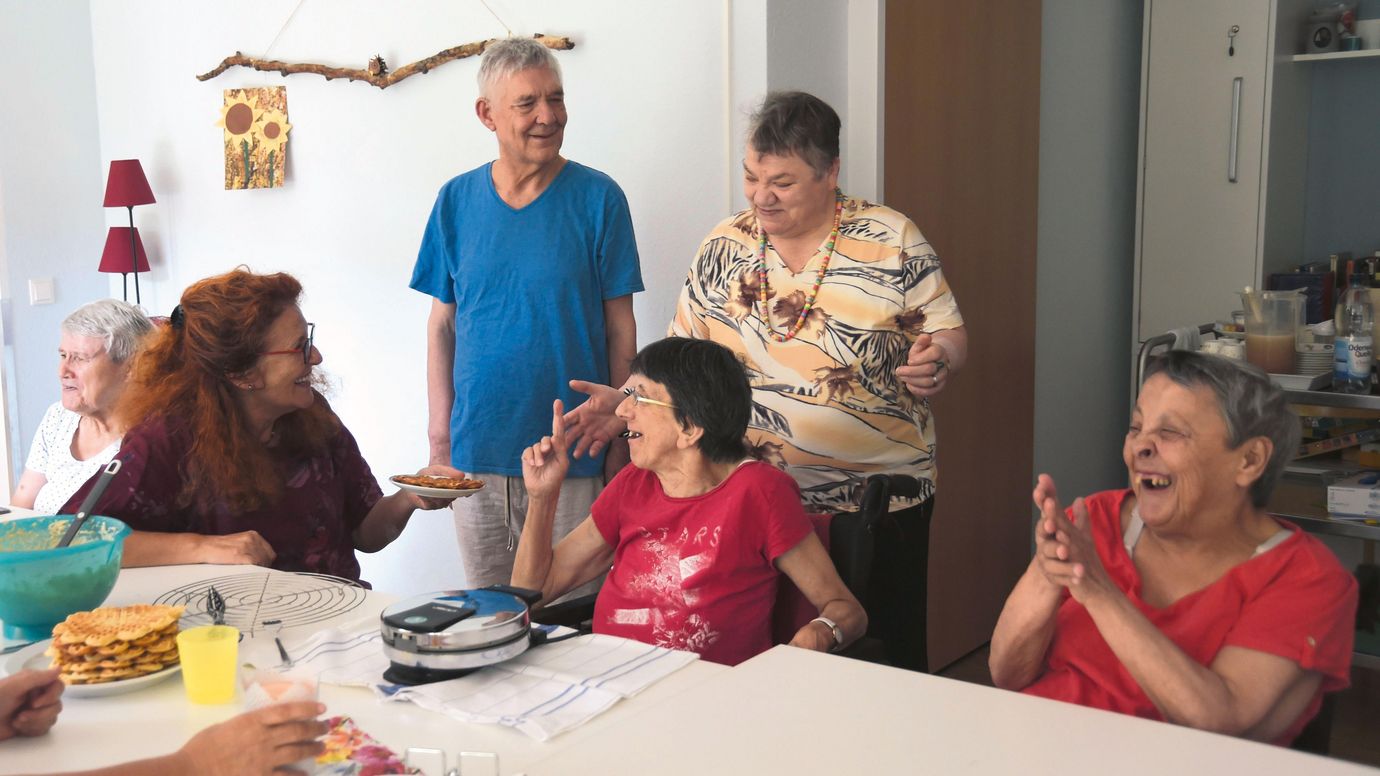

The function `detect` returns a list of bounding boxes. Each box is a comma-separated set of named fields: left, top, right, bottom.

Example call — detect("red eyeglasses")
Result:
left=259, top=323, right=315, bottom=364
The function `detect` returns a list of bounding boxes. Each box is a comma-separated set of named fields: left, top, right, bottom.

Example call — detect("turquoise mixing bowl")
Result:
left=0, top=515, right=130, bottom=641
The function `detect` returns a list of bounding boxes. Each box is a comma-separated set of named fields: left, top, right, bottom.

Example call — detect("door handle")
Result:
left=1228, top=76, right=1242, bottom=183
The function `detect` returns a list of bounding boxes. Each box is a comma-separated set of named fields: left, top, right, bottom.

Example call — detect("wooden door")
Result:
left=1136, top=0, right=1270, bottom=341
left=884, top=0, right=1041, bottom=669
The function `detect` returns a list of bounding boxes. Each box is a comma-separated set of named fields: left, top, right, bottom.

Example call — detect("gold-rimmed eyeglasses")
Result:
left=259, top=323, right=315, bottom=364
left=621, top=386, right=676, bottom=410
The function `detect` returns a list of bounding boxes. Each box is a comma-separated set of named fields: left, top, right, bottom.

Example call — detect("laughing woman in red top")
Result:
left=512, top=337, right=865, bottom=665
left=990, top=351, right=1357, bottom=745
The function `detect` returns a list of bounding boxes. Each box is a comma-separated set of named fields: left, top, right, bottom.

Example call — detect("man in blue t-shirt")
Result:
left=410, top=38, right=642, bottom=593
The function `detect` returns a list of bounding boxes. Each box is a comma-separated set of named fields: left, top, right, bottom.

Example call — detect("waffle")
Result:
left=393, top=473, right=483, bottom=490
left=48, top=605, right=183, bottom=685
left=54, top=604, right=183, bottom=647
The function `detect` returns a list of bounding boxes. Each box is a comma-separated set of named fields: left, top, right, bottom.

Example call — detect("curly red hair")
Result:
left=118, top=268, right=337, bottom=513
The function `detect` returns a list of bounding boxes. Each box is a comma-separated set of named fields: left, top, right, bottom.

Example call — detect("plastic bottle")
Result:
left=1334, top=275, right=1374, bottom=394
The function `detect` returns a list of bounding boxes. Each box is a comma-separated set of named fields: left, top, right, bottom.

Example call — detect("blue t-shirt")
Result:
left=410, top=160, right=643, bottom=477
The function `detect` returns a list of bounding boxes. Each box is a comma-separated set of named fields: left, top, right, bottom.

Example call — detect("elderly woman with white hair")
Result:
left=12, top=299, right=153, bottom=512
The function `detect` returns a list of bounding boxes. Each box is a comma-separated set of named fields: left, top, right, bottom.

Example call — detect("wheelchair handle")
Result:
left=860, top=475, right=922, bottom=523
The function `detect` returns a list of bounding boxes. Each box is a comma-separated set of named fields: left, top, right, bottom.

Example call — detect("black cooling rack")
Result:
left=155, top=572, right=366, bottom=637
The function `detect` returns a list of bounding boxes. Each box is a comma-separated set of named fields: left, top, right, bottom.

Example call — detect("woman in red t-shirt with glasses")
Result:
left=990, top=351, right=1357, bottom=746
left=512, top=337, right=865, bottom=666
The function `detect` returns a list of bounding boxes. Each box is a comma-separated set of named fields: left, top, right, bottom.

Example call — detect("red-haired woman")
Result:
left=63, top=269, right=463, bottom=582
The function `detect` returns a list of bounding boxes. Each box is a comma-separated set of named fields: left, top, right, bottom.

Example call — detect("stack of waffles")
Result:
left=46, top=604, right=185, bottom=685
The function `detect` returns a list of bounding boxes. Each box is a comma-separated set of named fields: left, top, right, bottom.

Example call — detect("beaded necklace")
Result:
left=756, top=191, right=845, bottom=343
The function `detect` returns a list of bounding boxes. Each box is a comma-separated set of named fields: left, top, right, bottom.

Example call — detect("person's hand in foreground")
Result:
left=0, top=668, right=63, bottom=742
left=561, top=380, right=627, bottom=459
left=170, top=701, right=328, bottom=776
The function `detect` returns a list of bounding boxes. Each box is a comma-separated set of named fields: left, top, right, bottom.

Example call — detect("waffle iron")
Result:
left=380, top=585, right=543, bottom=685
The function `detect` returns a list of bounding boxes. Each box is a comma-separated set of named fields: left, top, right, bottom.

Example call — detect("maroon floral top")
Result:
left=62, top=410, right=382, bottom=583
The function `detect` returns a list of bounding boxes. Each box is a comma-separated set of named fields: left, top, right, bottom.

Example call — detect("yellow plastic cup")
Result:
left=176, top=625, right=239, bottom=704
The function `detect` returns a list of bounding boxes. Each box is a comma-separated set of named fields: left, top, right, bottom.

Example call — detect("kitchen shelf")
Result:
left=1269, top=476, right=1380, bottom=542
left=1289, top=49, right=1380, bottom=62
left=1270, top=388, right=1380, bottom=540
left=1285, top=387, right=1380, bottom=410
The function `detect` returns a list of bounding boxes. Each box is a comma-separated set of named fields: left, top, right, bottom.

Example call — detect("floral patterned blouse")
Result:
left=671, top=195, right=964, bottom=510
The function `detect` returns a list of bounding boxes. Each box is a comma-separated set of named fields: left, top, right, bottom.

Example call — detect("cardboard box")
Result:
left=1327, top=470, right=1380, bottom=515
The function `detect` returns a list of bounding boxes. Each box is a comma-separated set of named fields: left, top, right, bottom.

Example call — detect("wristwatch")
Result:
left=810, top=616, right=844, bottom=651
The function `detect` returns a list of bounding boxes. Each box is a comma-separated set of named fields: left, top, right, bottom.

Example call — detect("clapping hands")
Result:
left=1031, top=474, right=1114, bottom=604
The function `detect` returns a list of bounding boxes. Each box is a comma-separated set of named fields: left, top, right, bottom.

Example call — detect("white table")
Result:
left=0, top=563, right=724, bottom=775
left=523, top=645, right=1380, bottom=776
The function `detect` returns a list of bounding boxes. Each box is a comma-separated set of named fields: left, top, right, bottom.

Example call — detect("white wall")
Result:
left=0, top=0, right=111, bottom=493
left=77, top=0, right=876, bottom=593
left=1034, top=0, right=1144, bottom=503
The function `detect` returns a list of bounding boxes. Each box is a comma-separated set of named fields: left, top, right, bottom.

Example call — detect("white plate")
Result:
left=4, top=640, right=181, bottom=698
left=389, top=476, right=484, bottom=499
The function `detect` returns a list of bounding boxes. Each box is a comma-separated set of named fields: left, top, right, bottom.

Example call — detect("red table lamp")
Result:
left=102, top=159, right=155, bottom=304
left=98, top=227, right=151, bottom=302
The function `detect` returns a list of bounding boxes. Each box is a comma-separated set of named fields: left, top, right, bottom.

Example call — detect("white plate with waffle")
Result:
left=5, top=640, right=181, bottom=698
left=389, top=474, right=485, bottom=499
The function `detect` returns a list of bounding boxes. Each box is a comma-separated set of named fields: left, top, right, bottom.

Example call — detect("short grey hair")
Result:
left=61, top=299, right=154, bottom=364
left=1143, top=351, right=1300, bottom=508
left=747, top=91, right=841, bottom=178
left=478, top=37, right=561, bottom=99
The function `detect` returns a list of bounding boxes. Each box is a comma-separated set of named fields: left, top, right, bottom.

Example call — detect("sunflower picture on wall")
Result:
left=217, top=86, right=290, bottom=189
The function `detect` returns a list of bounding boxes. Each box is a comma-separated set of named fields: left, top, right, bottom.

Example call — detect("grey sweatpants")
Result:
left=452, top=473, right=605, bottom=601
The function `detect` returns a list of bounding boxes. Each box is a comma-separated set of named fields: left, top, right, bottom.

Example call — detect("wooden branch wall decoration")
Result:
left=196, top=33, right=574, bottom=90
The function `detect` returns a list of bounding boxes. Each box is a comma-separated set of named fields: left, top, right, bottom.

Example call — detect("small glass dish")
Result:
left=240, top=666, right=318, bottom=710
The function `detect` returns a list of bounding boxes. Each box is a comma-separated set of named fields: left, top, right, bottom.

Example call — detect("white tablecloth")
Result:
left=0, top=563, right=723, bottom=776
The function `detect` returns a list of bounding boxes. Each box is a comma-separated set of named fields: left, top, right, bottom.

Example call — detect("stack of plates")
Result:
left=1295, top=341, right=1334, bottom=376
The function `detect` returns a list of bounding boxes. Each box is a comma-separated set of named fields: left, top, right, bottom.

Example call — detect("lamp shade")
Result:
left=98, top=227, right=150, bottom=273
left=103, top=159, right=155, bottom=207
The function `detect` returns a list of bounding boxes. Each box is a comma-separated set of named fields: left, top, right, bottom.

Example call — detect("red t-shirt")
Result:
left=590, top=461, right=813, bottom=666
left=1024, top=489, right=1358, bottom=744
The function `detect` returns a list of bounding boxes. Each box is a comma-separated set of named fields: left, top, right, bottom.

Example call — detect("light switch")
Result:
left=28, top=278, right=54, bottom=305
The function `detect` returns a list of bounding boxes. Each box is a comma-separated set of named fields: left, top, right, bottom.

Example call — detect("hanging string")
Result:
left=262, top=0, right=309, bottom=59
left=477, top=0, right=513, bottom=37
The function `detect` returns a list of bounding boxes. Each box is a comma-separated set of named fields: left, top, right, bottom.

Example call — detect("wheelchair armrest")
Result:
left=530, top=593, right=598, bottom=631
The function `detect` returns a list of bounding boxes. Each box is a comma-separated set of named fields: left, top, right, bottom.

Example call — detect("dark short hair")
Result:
left=630, top=337, right=750, bottom=463
left=1143, top=351, right=1300, bottom=508
left=748, top=91, right=840, bottom=178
